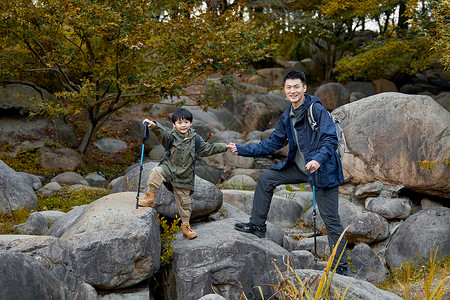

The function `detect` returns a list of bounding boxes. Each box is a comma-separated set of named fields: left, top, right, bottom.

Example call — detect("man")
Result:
left=228, top=70, right=347, bottom=275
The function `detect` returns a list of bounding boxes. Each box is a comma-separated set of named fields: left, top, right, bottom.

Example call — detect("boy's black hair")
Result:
left=171, top=108, right=193, bottom=123
left=283, top=70, right=307, bottom=85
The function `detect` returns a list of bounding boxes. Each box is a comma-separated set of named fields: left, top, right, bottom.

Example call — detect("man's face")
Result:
left=173, top=119, right=192, bottom=136
left=284, top=78, right=307, bottom=108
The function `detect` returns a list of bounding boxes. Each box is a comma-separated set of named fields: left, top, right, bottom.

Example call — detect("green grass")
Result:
left=37, top=188, right=109, bottom=212
left=0, top=188, right=109, bottom=234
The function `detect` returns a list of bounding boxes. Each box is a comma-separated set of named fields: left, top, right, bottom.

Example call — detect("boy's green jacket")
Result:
left=151, top=122, right=227, bottom=191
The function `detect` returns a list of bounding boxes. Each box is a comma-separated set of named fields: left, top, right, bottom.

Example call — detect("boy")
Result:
left=141, top=108, right=232, bottom=239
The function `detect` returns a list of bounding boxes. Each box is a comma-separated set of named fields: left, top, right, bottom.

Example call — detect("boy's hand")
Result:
left=143, top=119, right=156, bottom=128
left=227, top=142, right=238, bottom=155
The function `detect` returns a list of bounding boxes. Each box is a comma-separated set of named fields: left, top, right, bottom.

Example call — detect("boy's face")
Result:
left=173, top=118, right=192, bottom=136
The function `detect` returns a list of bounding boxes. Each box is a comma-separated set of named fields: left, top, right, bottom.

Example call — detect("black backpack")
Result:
left=307, top=103, right=346, bottom=158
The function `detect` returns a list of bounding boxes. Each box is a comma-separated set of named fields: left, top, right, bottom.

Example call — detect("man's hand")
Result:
left=305, top=160, right=321, bottom=173
left=227, top=142, right=238, bottom=155
left=142, top=119, right=156, bottom=128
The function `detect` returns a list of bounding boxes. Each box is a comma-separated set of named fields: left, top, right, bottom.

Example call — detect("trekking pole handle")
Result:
left=311, top=171, right=316, bottom=187
left=143, top=121, right=150, bottom=142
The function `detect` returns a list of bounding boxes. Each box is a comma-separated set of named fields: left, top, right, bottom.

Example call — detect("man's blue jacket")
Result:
left=236, top=94, right=344, bottom=188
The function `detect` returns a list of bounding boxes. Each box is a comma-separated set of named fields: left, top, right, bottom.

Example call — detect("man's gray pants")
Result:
left=249, top=163, right=347, bottom=269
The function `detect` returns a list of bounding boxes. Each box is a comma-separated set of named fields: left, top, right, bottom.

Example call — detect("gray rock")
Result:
left=292, top=269, right=402, bottom=300
left=48, top=205, right=86, bottom=237
left=84, top=172, right=107, bottom=187
left=221, top=174, right=257, bottom=190
left=93, top=138, right=128, bottom=153
left=421, top=198, right=444, bottom=209
left=355, top=181, right=384, bottom=200
left=247, top=67, right=286, bottom=88
left=372, top=79, right=398, bottom=93
left=164, top=217, right=289, bottom=300
left=348, top=242, right=388, bottom=284
left=38, top=210, right=66, bottom=227
left=209, top=202, right=284, bottom=246
left=111, top=162, right=223, bottom=220
left=73, top=283, right=97, bottom=300
left=18, top=172, right=43, bottom=190
left=288, top=250, right=315, bottom=269
left=39, top=147, right=85, bottom=171
left=303, top=195, right=363, bottom=235
left=350, top=92, right=366, bottom=102
left=187, top=106, right=242, bottom=132
left=365, top=196, right=412, bottom=219
left=148, top=144, right=165, bottom=160
left=314, top=83, right=350, bottom=111
left=0, top=250, right=71, bottom=300
left=208, top=130, right=245, bottom=144
left=67, top=184, right=108, bottom=193
left=51, top=171, right=89, bottom=186
left=246, top=130, right=263, bottom=141
left=333, top=93, right=450, bottom=198
left=344, top=81, right=376, bottom=97
left=385, top=207, right=450, bottom=269
left=346, top=212, right=389, bottom=245
left=0, top=160, right=37, bottom=214
left=297, top=235, right=330, bottom=258
left=282, top=235, right=299, bottom=252
left=275, top=190, right=312, bottom=211
left=59, top=192, right=161, bottom=289
left=12, top=212, right=48, bottom=235
left=198, top=294, right=227, bottom=300
left=37, top=181, right=63, bottom=196
left=434, top=92, right=450, bottom=111
left=107, top=176, right=124, bottom=190
left=222, top=190, right=303, bottom=228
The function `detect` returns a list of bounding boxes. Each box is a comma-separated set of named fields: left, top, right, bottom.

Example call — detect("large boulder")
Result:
left=0, top=83, right=78, bottom=147
left=0, top=250, right=73, bottom=300
left=246, top=68, right=286, bottom=88
left=39, top=147, right=85, bottom=171
left=110, top=162, right=223, bottom=220
left=346, top=212, right=390, bottom=245
left=291, top=270, right=401, bottom=300
left=163, top=217, right=289, bottom=300
left=0, top=160, right=37, bottom=214
left=365, top=196, right=412, bottom=220
left=314, top=83, right=350, bottom=111
left=348, top=242, right=388, bottom=284
left=333, top=93, right=450, bottom=198
left=385, top=207, right=450, bottom=269
left=55, top=192, right=161, bottom=289
left=216, top=83, right=290, bottom=133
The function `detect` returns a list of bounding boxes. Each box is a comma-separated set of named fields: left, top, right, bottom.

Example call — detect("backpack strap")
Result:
left=160, top=134, right=175, bottom=163
left=160, top=133, right=201, bottom=163
left=307, top=103, right=319, bottom=132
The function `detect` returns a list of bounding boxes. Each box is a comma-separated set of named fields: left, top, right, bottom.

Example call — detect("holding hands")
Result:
left=227, top=142, right=238, bottom=155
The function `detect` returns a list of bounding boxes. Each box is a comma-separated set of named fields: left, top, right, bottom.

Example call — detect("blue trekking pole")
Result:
left=311, top=170, right=318, bottom=266
left=136, top=121, right=150, bottom=209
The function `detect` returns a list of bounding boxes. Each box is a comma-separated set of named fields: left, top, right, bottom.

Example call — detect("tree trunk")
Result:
left=78, top=120, right=97, bottom=155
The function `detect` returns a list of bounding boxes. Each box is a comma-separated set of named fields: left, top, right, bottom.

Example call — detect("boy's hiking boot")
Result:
left=182, top=222, right=198, bottom=240
left=234, top=222, right=266, bottom=238
left=138, top=192, right=155, bottom=208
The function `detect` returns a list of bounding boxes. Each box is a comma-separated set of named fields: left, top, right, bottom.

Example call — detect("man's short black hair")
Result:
left=283, top=70, right=307, bottom=85
left=172, top=108, right=193, bottom=123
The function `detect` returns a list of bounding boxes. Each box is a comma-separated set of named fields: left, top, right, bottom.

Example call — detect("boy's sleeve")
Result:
left=197, top=136, right=227, bottom=157
left=151, top=122, right=171, bottom=148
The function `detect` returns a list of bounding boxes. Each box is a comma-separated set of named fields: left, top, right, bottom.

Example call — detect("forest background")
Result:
left=0, top=0, right=449, bottom=156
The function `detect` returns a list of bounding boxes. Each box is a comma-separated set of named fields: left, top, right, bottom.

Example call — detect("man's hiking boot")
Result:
left=138, top=192, right=155, bottom=208
left=335, top=266, right=348, bottom=276
left=182, top=222, right=198, bottom=240
left=234, top=222, right=266, bottom=238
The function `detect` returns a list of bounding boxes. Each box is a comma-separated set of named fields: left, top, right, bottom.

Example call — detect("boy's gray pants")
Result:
left=249, top=163, right=347, bottom=269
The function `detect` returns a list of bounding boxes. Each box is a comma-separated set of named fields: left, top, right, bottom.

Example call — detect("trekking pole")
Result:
left=136, top=121, right=150, bottom=209
left=311, top=170, right=318, bottom=266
